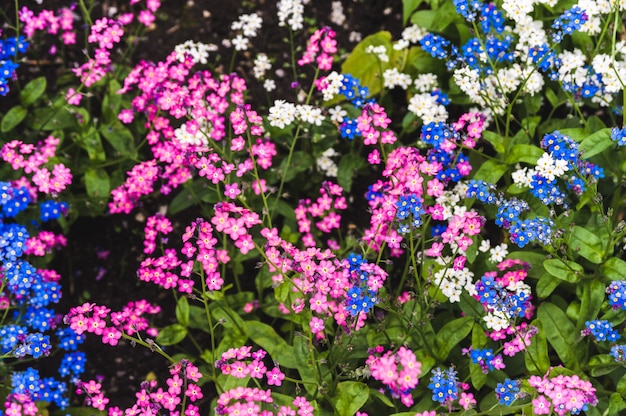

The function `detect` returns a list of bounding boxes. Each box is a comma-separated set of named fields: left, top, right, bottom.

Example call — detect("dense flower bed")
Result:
left=2, top=0, right=626, bottom=415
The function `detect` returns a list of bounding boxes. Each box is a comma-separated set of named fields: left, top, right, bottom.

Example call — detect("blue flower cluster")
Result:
left=345, top=253, right=379, bottom=316
left=0, top=182, right=31, bottom=218
left=428, top=367, right=459, bottom=405
left=11, top=367, right=70, bottom=409
left=536, top=131, right=604, bottom=199
left=395, top=194, right=425, bottom=232
left=421, top=122, right=471, bottom=183
left=495, top=378, right=520, bottom=406
left=611, top=344, right=626, bottom=363
left=551, top=6, right=588, bottom=43
left=467, top=181, right=554, bottom=248
left=611, top=126, right=626, bottom=146
left=468, top=347, right=495, bottom=373
left=607, top=281, right=626, bottom=310
left=337, top=74, right=376, bottom=139
left=40, top=200, right=69, bottom=222
left=454, top=0, right=504, bottom=33
left=0, top=36, right=28, bottom=96
left=584, top=320, right=621, bottom=342
left=475, top=274, right=531, bottom=319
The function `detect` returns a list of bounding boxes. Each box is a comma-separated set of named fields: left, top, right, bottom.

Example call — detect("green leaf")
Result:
left=568, top=225, right=603, bottom=263
left=525, top=320, right=550, bottom=374
left=84, top=168, right=110, bottom=198
left=169, top=181, right=218, bottom=215
left=543, top=258, right=583, bottom=283
left=20, top=76, right=47, bottom=106
left=577, top=280, right=605, bottom=328
left=100, top=123, right=136, bottom=157
left=579, top=128, right=612, bottom=159
left=504, top=144, right=544, bottom=165
left=537, top=302, right=582, bottom=371
left=402, top=0, right=423, bottom=24
left=176, top=296, right=190, bottom=327
left=337, top=153, right=365, bottom=192
left=536, top=273, right=561, bottom=298
left=156, top=323, right=188, bottom=346
left=472, top=160, right=507, bottom=183
left=29, top=106, right=77, bottom=130
left=341, top=32, right=392, bottom=98
left=332, top=381, right=369, bottom=416
left=601, top=257, right=626, bottom=280
left=588, top=354, right=621, bottom=376
left=410, top=0, right=458, bottom=32
left=482, top=131, right=505, bottom=153
left=1, top=105, right=27, bottom=132
left=435, top=316, right=473, bottom=360
left=370, top=388, right=394, bottom=407
left=609, top=393, right=626, bottom=415
left=280, top=150, right=313, bottom=182
left=244, top=321, right=298, bottom=368
left=75, top=128, right=106, bottom=161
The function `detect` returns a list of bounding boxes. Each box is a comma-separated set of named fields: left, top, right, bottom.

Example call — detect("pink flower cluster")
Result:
left=74, top=17, right=128, bottom=86
left=450, top=111, right=486, bottom=148
left=216, top=346, right=286, bottom=385
left=65, top=301, right=160, bottom=346
left=19, top=6, right=76, bottom=45
left=367, top=346, right=422, bottom=407
left=23, top=230, right=67, bottom=257
left=529, top=371, right=598, bottom=415
left=357, top=103, right=397, bottom=146
left=216, top=387, right=314, bottom=416
left=262, top=228, right=387, bottom=332
left=294, top=181, right=346, bottom=247
left=143, top=213, right=173, bottom=254
left=111, top=50, right=274, bottom=213
left=298, top=27, right=338, bottom=71
left=4, top=393, right=38, bottom=416
left=77, top=359, right=202, bottom=414
left=137, top=204, right=261, bottom=294
left=1, top=137, right=72, bottom=196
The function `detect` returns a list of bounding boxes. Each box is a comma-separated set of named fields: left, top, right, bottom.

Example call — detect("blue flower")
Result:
left=495, top=378, right=520, bottom=406
left=428, top=367, right=459, bottom=405
left=551, top=6, right=588, bottom=43
left=420, top=33, right=451, bottom=59
left=608, top=281, right=626, bottom=310
left=585, top=320, right=621, bottom=342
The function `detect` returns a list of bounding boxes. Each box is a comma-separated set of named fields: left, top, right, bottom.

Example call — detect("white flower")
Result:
left=408, top=93, right=447, bottom=123
left=349, top=31, right=362, bottom=42
left=383, top=68, right=412, bottom=89
left=511, top=166, right=532, bottom=187
left=232, top=35, right=249, bottom=51
left=320, top=71, right=344, bottom=101
left=413, top=73, right=438, bottom=93
left=330, top=1, right=346, bottom=26
left=174, top=40, right=217, bottom=65
left=328, top=105, right=347, bottom=123
left=268, top=100, right=297, bottom=128
left=253, top=53, right=272, bottom=79
left=402, top=24, right=426, bottom=43
left=483, top=311, right=509, bottom=331
left=365, top=45, right=389, bottom=62
left=479, top=239, right=491, bottom=253
left=297, top=105, right=324, bottom=126
left=393, top=39, right=410, bottom=51
left=263, top=79, right=276, bottom=92
left=489, top=243, right=509, bottom=263
left=278, top=0, right=305, bottom=31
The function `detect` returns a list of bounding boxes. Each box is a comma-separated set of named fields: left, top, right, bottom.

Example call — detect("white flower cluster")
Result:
left=230, top=13, right=263, bottom=51
left=174, top=40, right=217, bottom=65
left=330, top=1, right=346, bottom=26
left=394, top=24, right=427, bottom=50
left=320, top=71, right=344, bottom=101
left=511, top=152, right=569, bottom=189
left=365, top=44, right=389, bottom=62
left=433, top=262, right=475, bottom=303
left=383, top=68, right=412, bottom=89
left=408, top=93, right=448, bottom=123
left=485, top=242, right=509, bottom=264
left=577, top=0, right=615, bottom=35
left=253, top=53, right=272, bottom=79
left=268, top=100, right=325, bottom=128
left=277, top=0, right=309, bottom=31
left=316, top=148, right=338, bottom=177
left=413, top=73, right=438, bottom=93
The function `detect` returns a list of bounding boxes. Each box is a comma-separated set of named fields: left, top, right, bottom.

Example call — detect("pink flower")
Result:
left=266, top=367, right=285, bottom=386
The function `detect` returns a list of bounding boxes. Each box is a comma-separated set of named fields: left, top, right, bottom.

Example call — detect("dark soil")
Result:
left=41, top=0, right=404, bottom=410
